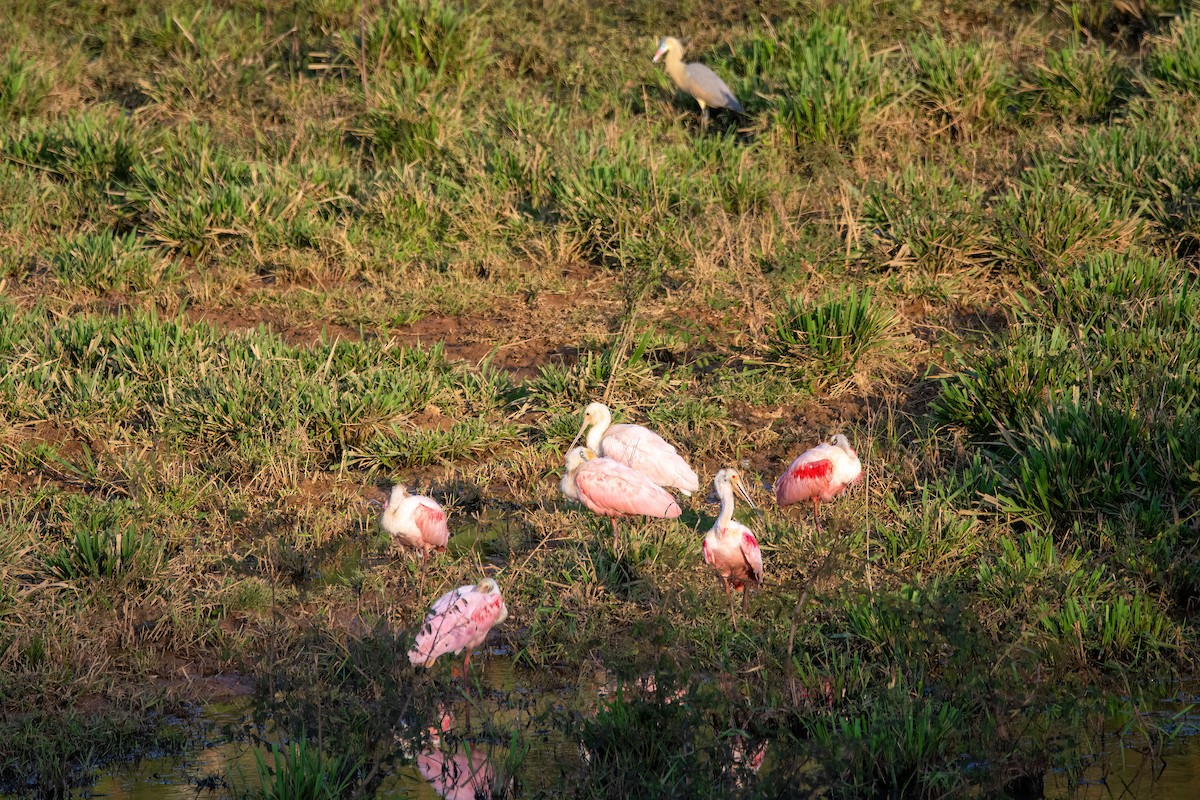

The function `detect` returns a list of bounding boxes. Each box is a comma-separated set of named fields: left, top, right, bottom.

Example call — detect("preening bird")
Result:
left=653, top=36, right=744, bottom=126
left=702, top=469, right=763, bottom=629
left=408, top=578, right=508, bottom=673
left=775, top=434, right=863, bottom=532
left=569, top=401, right=699, bottom=496
left=561, top=446, right=683, bottom=549
left=379, top=483, right=450, bottom=562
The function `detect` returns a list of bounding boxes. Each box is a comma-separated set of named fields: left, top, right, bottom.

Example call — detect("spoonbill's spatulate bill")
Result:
left=569, top=401, right=699, bottom=495
left=653, top=36, right=744, bottom=126
left=408, top=578, right=508, bottom=673
left=560, top=446, right=683, bottom=548
left=702, top=469, right=763, bottom=629
left=775, top=434, right=863, bottom=532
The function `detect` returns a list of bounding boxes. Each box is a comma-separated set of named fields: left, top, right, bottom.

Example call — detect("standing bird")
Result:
left=379, top=484, right=450, bottom=586
left=775, top=434, right=863, bottom=532
left=408, top=578, right=508, bottom=674
left=561, top=447, right=683, bottom=549
left=702, top=469, right=764, bottom=629
left=569, top=401, right=699, bottom=496
left=652, top=36, right=744, bottom=127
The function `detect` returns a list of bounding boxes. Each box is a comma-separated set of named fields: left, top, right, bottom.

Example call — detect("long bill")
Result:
left=734, top=477, right=758, bottom=510
left=567, top=419, right=588, bottom=452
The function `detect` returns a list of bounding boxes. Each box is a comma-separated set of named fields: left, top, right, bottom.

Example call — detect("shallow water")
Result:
left=73, top=670, right=1200, bottom=799
left=1044, top=689, right=1200, bottom=799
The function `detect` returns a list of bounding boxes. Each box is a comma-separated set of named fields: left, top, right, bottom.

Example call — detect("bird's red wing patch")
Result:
left=415, top=504, right=445, bottom=525
left=792, top=459, right=833, bottom=481
left=742, top=531, right=759, bottom=549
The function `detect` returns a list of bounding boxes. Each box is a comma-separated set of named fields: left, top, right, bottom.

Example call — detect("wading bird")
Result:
left=569, top=401, right=699, bottom=496
left=379, top=484, right=450, bottom=586
left=409, top=578, right=508, bottom=674
left=775, top=434, right=862, bottom=532
left=702, top=469, right=763, bottom=629
left=652, top=36, right=744, bottom=126
left=561, top=446, right=683, bottom=549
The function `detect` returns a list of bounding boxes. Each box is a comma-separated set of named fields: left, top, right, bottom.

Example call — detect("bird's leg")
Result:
left=812, top=500, right=822, bottom=535
left=701, top=105, right=710, bottom=128
left=742, top=583, right=752, bottom=613
left=723, top=578, right=738, bottom=631
left=419, top=548, right=428, bottom=594
left=611, top=518, right=619, bottom=551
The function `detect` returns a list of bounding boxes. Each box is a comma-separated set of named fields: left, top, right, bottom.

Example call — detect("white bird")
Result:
left=653, top=36, right=745, bottom=127
left=569, top=401, right=699, bottom=496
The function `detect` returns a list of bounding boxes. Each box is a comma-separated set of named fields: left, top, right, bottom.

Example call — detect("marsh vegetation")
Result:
left=0, top=0, right=1198, bottom=796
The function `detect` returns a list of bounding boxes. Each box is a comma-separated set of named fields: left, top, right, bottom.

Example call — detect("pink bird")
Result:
left=560, top=446, right=683, bottom=549
left=775, top=434, right=862, bottom=532
left=570, top=401, right=699, bottom=496
left=380, top=484, right=450, bottom=572
left=417, top=711, right=499, bottom=799
left=408, top=578, right=508, bottom=673
left=702, top=469, right=764, bottom=629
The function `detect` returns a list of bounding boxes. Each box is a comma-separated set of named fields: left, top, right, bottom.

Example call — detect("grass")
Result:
left=0, top=0, right=1196, bottom=797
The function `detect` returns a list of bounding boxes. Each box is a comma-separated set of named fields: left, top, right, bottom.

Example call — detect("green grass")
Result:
left=0, top=0, right=1196, bottom=796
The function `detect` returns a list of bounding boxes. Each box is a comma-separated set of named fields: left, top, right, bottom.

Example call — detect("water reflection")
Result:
left=61, top=670, right=1200, bottom=800
left=417, top=743, right=497, bottom=800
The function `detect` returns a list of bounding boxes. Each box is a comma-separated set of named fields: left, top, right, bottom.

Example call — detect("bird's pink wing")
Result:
left=741, top=531, right=763, bottom=586
left=576, top=460, right=683, bottom=519
left=775, top=454, right=834, bottom=506
left=603, top=425, right=699, bottom=493
left=414, top=500, right=450, bottom=549
left=702, top=538, right=714, bottom=568
left=429, top=584, right=473, bottom=616
left=409, top=589, right=504, bottom=666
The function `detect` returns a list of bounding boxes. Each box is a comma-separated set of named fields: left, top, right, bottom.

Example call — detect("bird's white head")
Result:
left=830, top=434, right=855, bottom=455
left=385, top=483, right=408, bottom=511
left=564, top=446, right=596, bottom=473
left=653, top=36, right=681, bottom=63
left=715, top=468, right=756, bottom=509
left=568, top=402, right=611, bottom=450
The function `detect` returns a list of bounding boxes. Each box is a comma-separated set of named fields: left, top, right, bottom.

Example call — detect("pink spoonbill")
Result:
left=560, top=446, right=683, bottom=549
left=653, top=36, right=745, bottom=127
left=775, top=434, right=862, bottom=533
left=702, top=469, right=763, bottom=629
left=409, top=578, right=508, bottom=674
left=380, top=483, right=450, bottom=563
left=569, top=401, right=699, bottom=496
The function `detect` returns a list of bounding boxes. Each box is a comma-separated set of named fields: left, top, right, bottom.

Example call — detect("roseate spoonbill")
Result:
left=653, top=36, right=744, bottom=126
left=560, top=446, right=683, bottom=549
left=380, top=483, right=450, bottom=560
left=409, top=578, right=508, bottom=674
left=569, top=401, right=699, bottom=496
left=702, top=469, right=763, bottom=629
left=775, top=434, right=863, bottom=532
